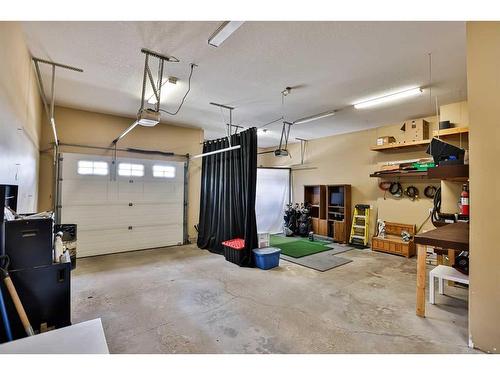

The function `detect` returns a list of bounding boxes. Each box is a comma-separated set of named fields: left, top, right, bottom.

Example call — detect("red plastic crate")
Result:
left=222, top=238, right=245, bottom=265
left=221, top=238, right=245, bottom=250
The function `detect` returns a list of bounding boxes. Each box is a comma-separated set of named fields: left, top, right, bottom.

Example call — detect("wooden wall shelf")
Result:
left=427, top=164, right=469, bottom=182
left=369, top=171, right=431, bottom=179
left=370, top=140, right=430, bottom=152
left=433, top=127, right=469, bottom=137
left=370, top=164, right=469, bottom=181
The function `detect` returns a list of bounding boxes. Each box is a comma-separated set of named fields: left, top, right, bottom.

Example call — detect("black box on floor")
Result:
left=0, top=262, right=71, bottom=343
left=5, top=218, right=53, bottom=271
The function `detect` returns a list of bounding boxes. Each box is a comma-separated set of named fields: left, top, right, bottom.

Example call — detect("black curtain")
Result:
left=197, top=127, right=258, bottom=267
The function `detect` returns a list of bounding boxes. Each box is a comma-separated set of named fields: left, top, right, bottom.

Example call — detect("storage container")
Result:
left=252, top=247, right=281, bottom=270
left=257, top=232, right=270, bottom=248
left=222, top=238, right=245, bottom=266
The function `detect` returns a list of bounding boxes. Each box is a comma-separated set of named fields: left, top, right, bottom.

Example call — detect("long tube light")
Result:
left=293, top=110, right=336, bottom=125
left=354, top=87, right=423, bottom=109
left=191, top=145, right=241, bottom=160
left=208, top=21, right=244, bottom=47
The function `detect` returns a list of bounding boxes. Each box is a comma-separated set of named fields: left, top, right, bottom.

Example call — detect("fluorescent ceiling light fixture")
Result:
left=208, top=21, right=244, bottom=47
left=293, top=110, right=336, bottom=125
left=353, top=87, right=423, bottom=109
left=147, top=76, right=178, bottom=104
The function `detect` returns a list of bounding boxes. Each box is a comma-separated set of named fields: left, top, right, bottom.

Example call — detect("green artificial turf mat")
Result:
left=270, top=235, right=333, bottom=258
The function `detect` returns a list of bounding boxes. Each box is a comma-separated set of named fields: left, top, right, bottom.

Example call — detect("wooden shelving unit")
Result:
left=370, top=139, right=430, bottom=152
left=326, top=185, right=351, bottom=243
left=370, top=164, right=469, bottom=181
left=427, top=164, right=469, bottom=182
left=304, top=184, right=351, bottom=242
left=371, top=127, right=469, bottom=152
left=433, top=127, right=469, bottom=137
left=369, top=171, right=431, bottom=179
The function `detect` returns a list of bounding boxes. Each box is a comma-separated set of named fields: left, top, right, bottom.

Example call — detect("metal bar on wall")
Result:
left=55, top=152, right=63, bottom=224
left=183, top=158, right=189, bottom=244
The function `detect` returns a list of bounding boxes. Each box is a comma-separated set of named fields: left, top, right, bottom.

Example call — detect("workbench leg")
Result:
left=448, top=249, right=456, bottom=287
left=416, top=244, right=427, bottom=317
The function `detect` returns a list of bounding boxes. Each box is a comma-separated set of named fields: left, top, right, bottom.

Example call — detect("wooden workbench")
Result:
left=414, top=222, right=469, bottom=317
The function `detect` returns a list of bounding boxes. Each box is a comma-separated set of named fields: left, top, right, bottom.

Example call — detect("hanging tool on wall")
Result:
left=0, top=255, right=34, bottom=337
left=404, top=185, right=419, bottom=201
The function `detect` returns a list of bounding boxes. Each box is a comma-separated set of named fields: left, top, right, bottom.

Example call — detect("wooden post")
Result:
left=416, top=244, right=427, bottom=317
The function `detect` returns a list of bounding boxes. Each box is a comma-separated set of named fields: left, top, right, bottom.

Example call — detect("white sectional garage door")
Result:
left=59, top=153, right=185, bottom=257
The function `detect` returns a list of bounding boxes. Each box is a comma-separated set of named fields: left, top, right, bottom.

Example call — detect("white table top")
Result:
left=0, top=318, right=109, bottom=354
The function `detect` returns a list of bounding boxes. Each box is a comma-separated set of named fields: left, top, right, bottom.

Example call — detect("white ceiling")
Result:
left=22, top=21, right=467, bottom=148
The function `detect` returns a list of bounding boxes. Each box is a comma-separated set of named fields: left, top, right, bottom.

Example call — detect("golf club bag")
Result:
left=283, top=203, right=296, bottom=236
left=297, top=203, right=312, bottom=237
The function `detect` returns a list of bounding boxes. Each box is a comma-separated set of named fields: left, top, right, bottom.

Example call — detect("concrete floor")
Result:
left=72, top=244, right=474, bottom=354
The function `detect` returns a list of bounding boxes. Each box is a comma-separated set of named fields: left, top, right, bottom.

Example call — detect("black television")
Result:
left=330, top=191, right=344, bottom=206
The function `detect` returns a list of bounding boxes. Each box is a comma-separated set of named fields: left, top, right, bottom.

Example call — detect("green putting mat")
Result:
left=270, top=235, right=333, bottom=258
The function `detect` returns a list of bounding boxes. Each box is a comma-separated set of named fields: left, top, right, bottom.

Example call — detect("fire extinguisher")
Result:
left=460, top=184, right=469, bottom=216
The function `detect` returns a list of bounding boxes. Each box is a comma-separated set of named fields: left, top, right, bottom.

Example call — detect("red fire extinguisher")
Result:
left=460, top=184, right=469, bottom=216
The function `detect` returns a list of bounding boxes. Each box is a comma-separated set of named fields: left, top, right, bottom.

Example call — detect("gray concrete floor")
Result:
left=72, top=244, right=474, bottom=354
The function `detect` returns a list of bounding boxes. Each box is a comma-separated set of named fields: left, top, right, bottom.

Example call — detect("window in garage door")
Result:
left=59, top=153, right=186, bottom=258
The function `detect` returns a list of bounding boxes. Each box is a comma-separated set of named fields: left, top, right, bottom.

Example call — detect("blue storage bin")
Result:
left=253, top=247, right=281, bottom=270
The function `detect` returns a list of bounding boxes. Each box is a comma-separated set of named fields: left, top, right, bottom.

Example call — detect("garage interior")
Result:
left=0, top=20, right=499, bottom=355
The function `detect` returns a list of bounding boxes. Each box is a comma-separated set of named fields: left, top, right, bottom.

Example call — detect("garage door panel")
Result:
left=76, top=224, right=182, bottom=257
left=61, top=179, right=109, bottom=204
left=60, top=153, right=185, bottom=257
left=62, top=203, right=183, bottom=230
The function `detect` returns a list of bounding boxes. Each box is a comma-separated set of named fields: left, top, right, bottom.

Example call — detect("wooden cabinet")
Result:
left=311, top=217, right=319, bottom=234
left=327, top=185, right=351, bottom=243
left=304, top=184, right=351, bottom=242
left=318, top=219, right=328, bottom=236
left=333, top=221, right=345, bottom=243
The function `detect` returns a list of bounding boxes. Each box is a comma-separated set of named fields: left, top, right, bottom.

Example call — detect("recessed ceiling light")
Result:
left=353, top=87, right=424, bottom=109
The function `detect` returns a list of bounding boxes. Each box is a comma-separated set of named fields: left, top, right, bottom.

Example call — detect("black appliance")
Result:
left=5, top=218, right=53, bottom=271
left=1, top=184, right=18, bottom=257
left=0, top=262, right=71, bottom=342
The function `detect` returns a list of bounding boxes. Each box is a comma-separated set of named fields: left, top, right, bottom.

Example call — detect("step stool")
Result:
left=429, top=265, right=469, bottom=304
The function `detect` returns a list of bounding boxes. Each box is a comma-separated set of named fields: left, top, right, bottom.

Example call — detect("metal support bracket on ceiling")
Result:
left=32, top=57, right=84, bottom=146
left=295, top=137, right=308, bottom=165
left=112, top=48, right=180, bottom=145
left=190, top=102, right=242, bottom=160
left=139, top=48, right=179, bottom=114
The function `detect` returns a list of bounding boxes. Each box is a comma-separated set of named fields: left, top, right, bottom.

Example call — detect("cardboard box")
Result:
left=400, top=119, right=430, bottom=142
left=376, top=136, right=396, bottom=146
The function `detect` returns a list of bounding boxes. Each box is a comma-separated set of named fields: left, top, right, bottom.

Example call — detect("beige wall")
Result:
left=38, top=106, right=203, bottom=240
left=466, top=22, right=500, bottom=353
left=0, top=22, right=43, bottom=213
left=258, top=102, right=468, bottom=238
